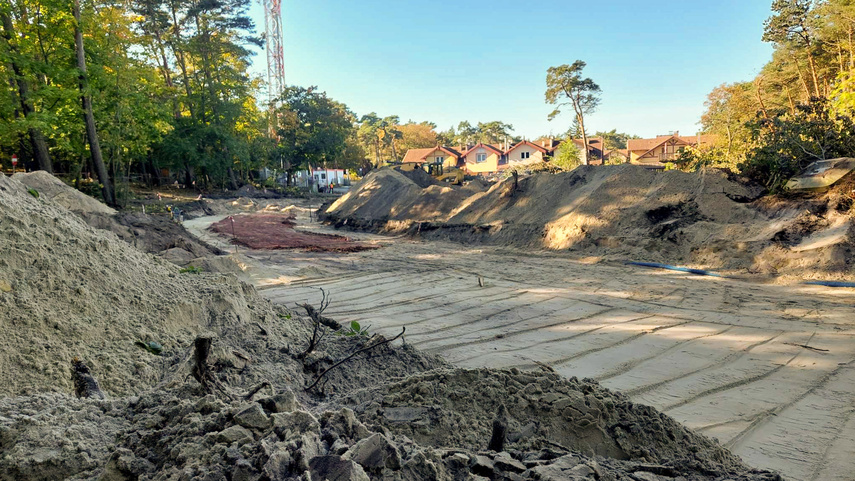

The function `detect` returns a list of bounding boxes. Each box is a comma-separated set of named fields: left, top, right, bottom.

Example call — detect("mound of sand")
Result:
left=343, top=369, right=747, bottom=472
left=12, top=171, right=115, bottom=215
left=0, top=173, right=293, bottom=396
left=326, top=164, right=855, bottom=280
left=325, top=168, right=482, bottom=226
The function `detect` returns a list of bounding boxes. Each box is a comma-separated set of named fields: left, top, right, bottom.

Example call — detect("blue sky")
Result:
left=247, top=1, right=774, bottom=139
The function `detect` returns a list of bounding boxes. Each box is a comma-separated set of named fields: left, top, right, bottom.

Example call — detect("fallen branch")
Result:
left=243, top=381, right=272, bottom=400
left=784, top=342, right=829, bottom=352
left=298, top=287, right=340, bottom=359
left=305, top=327, right=406, bottom=392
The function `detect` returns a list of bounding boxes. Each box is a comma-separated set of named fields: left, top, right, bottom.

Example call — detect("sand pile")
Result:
left=0, top=173, right=292, bottom=396
left=12, top=171, right=116, bottom=215
left=324, top=168, right=481, bottom=227
left=326, top=164, right=855, bottom=280
left=0, top=369, right=781, bottom=481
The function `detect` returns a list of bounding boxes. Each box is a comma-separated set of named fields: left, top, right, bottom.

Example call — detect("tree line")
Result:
left=694, top=0, right=855, bottom=190
left=2, top=0, right=642, bottom=204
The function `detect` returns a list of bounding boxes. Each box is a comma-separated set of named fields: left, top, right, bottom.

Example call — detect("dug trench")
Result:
left=0, top=173, right=786, bottom=480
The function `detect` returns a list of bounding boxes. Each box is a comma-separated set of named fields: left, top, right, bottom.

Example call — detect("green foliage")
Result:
left=27, top=188, right=39, bottom=198
left=594, top=129, right=639, bottom=150
left=338, top=320, right=370, bottom=337
left=550, top=141, right=582, bottom=171
left=501, top=161, right=564, bottom=178
left=179, top=265, right=203, bottom=274
left=740, top=99, right=855, bottom=191
left=276, top=86, right=357, bottom=175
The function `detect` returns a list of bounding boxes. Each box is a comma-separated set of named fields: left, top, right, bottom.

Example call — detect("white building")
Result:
left=293, top=168, right=350, bottom=190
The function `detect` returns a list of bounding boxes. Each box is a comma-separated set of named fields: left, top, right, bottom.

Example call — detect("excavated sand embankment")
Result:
left=323, top=164, right=855, bottom=281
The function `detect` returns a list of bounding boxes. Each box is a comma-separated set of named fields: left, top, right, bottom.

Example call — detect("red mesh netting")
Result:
left=209, top=214, right=378, bottom=252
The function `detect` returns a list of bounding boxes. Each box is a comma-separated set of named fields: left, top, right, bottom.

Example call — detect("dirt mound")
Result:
left=326, top=164, right=855, bottom=280
left=0, top=173, right=293, bottom=396
left=210, top=213, right=379, bottom=251
left=397, top=166, right=438, bottom=188
left=12, top=171, right=115, bottom=215
left=0, top=370, right=781, bottom=481
left=341, top=368, right=752, bottom=477
left=323, top=168, right=487, bottom=228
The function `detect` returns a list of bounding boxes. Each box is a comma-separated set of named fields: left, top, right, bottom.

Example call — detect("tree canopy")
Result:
left=545, top=61, right=601, bottom=165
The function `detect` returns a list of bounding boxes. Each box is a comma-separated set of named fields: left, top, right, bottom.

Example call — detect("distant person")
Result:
left=329, top=182, right=334, bottom=194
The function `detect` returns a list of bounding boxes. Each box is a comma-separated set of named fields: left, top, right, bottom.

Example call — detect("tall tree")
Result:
left=73, top=0, right=115, bottom=206
left=546, top=61, right=601, bottom=165
left=763, top=0, right=822, bottom=98
left=455, top=121, right=477, bottom=146
left=399, top=121, right=439, bottom=151
left=0, top=6, right=52, bottom=172
left=476, top=121, right=514, bottom=145
left=277, top=86, right=355, bottom=179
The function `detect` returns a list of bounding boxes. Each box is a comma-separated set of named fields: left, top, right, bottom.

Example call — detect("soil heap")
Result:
left=0, top=172, right=783, bottom=480
left=324, top=164, right=855, bottom=281
left=13, top=171, right=116, bottom=215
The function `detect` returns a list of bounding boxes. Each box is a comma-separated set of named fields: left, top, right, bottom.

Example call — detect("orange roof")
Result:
left=506, top=140, right=548, bottom=154
left=401, top=148, right=435, bottom=164
left=401, top=146, right=462, bottom=164
left=461, top=143, right=504, bottom=157
left=627, top=134, right=717, bottom=156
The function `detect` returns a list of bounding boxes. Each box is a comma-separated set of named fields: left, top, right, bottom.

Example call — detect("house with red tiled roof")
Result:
left=504, top=140, right=549, bottom=169
left=627, top=132, right=716, bottom=168
left=401, top=146, right=462, bottom=170
left=460, top=143, right=505, bottom=174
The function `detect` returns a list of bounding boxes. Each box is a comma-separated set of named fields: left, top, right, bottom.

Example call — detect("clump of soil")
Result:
left=210, top=213, right=379, bottom=252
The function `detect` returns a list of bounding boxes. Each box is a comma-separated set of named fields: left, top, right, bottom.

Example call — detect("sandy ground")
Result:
left=186, top=208, right=855, bottom=481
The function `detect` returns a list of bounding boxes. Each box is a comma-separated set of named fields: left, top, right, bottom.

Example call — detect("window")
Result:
left=320, top=173, right=326, bottom=180
left=436, top=156, right=444, bottom=164
left=520, top=151, right=530, bottom=160
left=476, top=149, right=487, bottom=163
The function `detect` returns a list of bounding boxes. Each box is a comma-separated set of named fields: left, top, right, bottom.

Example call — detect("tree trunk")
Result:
left=227, top=167, right=239, bottom=190
left=73, top=0, right=116, bottom=207
left=577, top=114, right=589, bottom=166
left=1, top=11, right=53, bottom=173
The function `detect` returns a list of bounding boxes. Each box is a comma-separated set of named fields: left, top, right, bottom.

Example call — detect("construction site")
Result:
left=1, top=161, right=854, bottom=481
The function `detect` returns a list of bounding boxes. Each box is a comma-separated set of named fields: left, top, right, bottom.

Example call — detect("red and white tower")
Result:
left=263, top=0, right=285, bottom=135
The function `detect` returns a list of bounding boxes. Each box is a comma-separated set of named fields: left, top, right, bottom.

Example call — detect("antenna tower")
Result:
left=264, top=0, right=285, bottom=136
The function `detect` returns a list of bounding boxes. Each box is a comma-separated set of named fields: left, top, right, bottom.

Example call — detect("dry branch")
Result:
left=304, top=327, right=406, bottom=392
